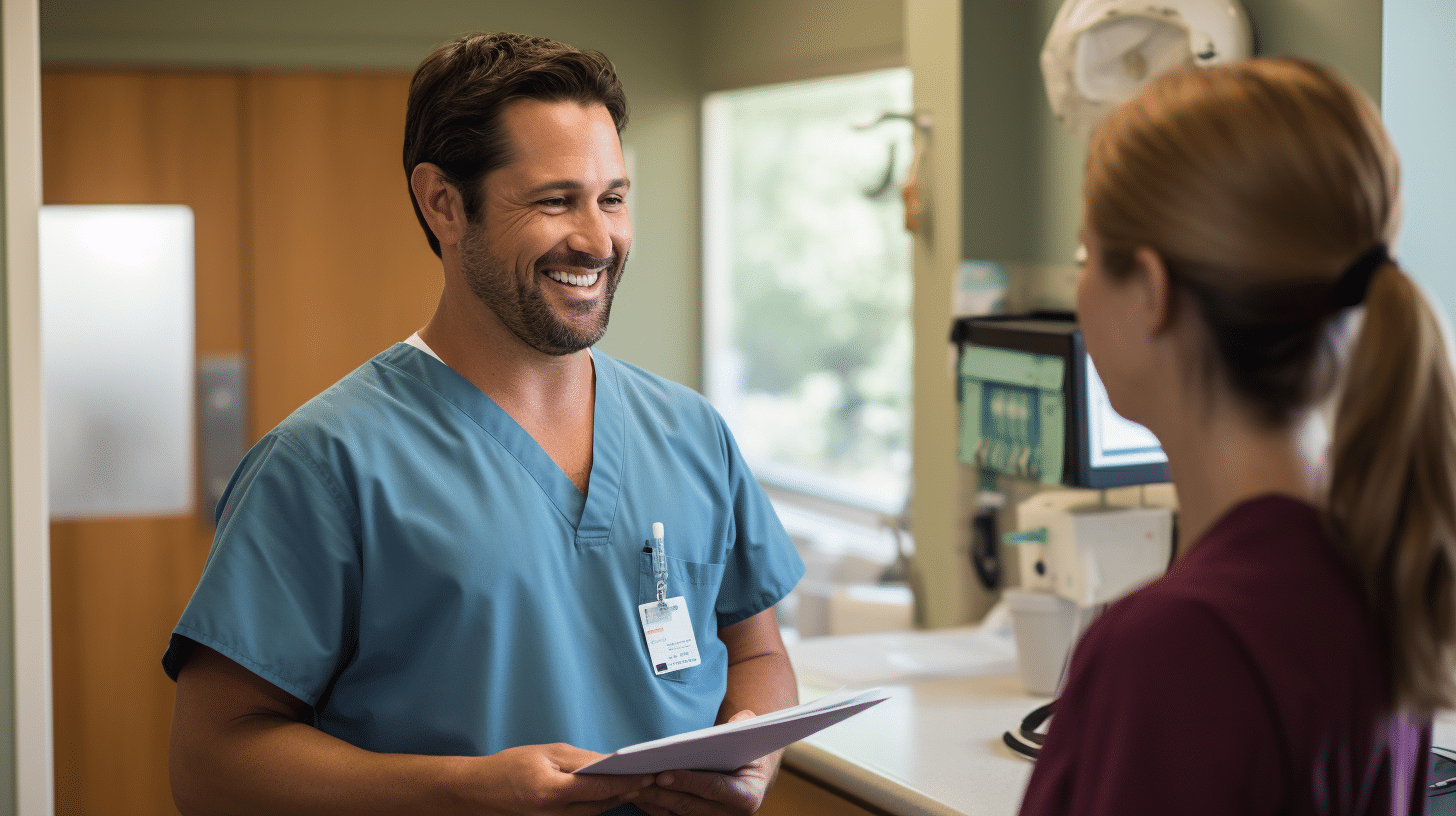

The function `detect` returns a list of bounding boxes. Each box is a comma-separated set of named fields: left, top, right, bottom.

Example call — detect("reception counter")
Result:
left=760, top=627, right=1041, bottom=816
left=765, top=628, right=1456, bottom=816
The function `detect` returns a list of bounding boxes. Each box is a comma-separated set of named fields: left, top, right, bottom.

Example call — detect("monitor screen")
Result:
left=951, top=312, right=1171, bottom=488
left=1084, top=354, right=1168, bottom=471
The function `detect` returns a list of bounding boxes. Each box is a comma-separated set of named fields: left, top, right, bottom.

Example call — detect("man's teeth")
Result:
left=546, top=270, right=601, bottom=287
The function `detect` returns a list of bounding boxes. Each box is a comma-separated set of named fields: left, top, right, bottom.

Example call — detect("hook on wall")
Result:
left=854, top=110, right=934, bottom=134
left=854, top=111, right=933, bottom=201
left=854, top=110, right=934, bottom=239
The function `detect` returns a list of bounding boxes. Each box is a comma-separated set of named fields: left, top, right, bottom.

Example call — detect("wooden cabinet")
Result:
left=759, top=767, right=892, bottom=816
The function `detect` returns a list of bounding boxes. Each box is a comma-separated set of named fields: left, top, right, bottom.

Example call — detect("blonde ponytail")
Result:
left=1087, top=57, right=1456, bottom=714
left=1328, top=262, right=1456, bottom=714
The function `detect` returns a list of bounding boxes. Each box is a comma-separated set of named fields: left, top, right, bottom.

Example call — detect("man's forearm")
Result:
left=175, top=713, right=654, bottom=816
left=173, top=716, right=467, bottom=816
left=716, top=607, right=798, bottom=726
left=717, top=649, right=798, bottom=725
left=170, top=645, right=650, bottom=816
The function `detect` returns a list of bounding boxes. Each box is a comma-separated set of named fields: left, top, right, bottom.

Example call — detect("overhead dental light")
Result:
left=1041, top=0, right=1254, bottom=139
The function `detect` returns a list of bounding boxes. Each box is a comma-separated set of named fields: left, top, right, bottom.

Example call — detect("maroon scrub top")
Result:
left=1019, top=494, right=1431, bottom=815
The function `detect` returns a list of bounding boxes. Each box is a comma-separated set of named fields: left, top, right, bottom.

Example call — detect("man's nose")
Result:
left=567, top=207, right=617, bottom=260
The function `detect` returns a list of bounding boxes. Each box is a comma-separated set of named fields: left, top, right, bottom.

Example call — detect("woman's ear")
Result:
left=1132, top=246, right=1175, bottom=336
left=410, top=163, right=468, bottom=250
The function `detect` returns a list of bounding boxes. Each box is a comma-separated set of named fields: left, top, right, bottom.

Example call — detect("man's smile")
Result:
left=544, top=269, right=602, bottom=287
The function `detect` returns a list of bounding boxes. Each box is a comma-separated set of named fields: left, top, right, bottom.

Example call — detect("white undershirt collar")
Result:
left=403, top=332, right=443, bottom=362
left=403, top=332, right=595, bottom=365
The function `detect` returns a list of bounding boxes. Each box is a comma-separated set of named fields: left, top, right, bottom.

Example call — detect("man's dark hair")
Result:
left=403, top=32, right=628, bottom=257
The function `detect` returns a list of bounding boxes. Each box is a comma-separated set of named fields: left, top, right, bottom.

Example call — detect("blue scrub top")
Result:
left=164, top=345, right=805, bottom=758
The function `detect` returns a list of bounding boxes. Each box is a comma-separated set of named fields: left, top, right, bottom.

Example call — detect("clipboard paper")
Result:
left=574, top=687, right=890, bottom=775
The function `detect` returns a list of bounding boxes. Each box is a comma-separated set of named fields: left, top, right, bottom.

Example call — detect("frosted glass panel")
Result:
left=42, top=205, right=195, bottom=518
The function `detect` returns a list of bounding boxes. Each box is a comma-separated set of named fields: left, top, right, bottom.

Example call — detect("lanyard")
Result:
left=652, top=522, right=668, bottom=608
left=638, top=521, right=701, bottom=675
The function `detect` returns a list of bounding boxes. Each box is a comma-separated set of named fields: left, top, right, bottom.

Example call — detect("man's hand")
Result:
left=624, top=711, right=778, bottom=816
left=462, top=743, right=655, bottom=816
left=622, top=607, right=798, bottom=815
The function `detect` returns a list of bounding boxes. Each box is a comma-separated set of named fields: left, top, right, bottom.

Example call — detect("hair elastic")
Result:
left=1329, top=243, right=1389, bottom=309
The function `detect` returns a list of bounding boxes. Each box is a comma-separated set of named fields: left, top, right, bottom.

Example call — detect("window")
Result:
left=704, top=68, right=914, bottom=514
left=41, top=205, right=196, bottom=518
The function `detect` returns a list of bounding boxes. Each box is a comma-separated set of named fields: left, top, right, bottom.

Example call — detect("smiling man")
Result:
left=164, top=33, right=805, bottom=816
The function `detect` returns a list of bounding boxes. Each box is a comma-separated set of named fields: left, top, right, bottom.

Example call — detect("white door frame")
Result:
left=4, top=0, right=55, bottom=812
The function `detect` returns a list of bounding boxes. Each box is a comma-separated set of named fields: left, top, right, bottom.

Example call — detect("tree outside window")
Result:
left=705, top=68, right=914, bottom=513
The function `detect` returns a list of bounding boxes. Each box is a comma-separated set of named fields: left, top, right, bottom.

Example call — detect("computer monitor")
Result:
left=952, top=313, right=1170, bottom=489
left=1070, top=341, right=1170, bottom=488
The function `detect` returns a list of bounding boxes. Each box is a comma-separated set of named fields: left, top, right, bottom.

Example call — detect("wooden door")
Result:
left=43, top=69, right=438, bottom=814
left=42, top=70, right=246, bottom=816
left=244, top=72, right=440, bottom=435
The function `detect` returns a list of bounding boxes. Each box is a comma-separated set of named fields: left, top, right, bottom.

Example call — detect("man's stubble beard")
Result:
left=458, top=224, right=626, bottom=356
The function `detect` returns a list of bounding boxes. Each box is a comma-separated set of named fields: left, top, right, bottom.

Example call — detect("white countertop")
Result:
left=1434, top=712, right=1456, bottom=749
left=784, top=628, right=1043, bottom=816
left=786, top=631, right=1456, bottom=816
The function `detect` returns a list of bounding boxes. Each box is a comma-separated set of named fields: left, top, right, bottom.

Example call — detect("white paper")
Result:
left=787, top=627, right=1017, bottom=685
left=574, top=687, right=891, bottom=775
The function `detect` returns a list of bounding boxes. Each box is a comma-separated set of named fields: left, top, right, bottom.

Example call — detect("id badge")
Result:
left=638, top=597, right=702, bottom=675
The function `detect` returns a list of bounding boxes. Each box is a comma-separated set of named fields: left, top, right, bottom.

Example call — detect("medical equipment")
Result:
left=952, top=312, right=1169, bottom=489
left=999, top=489, right=1174, bottom=698
left=1041, top=0, right=1254, bottom=139
left=1012, top=489, right=1173, bottom=607
left=955, top=314, right=1175, bottom=699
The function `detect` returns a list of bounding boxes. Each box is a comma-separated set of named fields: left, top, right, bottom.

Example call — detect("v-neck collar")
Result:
left=380, top=344, right=624, bottom=547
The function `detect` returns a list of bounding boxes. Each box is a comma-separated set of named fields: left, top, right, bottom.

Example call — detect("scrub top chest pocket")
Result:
left=637, top=552, right=725, bottom=683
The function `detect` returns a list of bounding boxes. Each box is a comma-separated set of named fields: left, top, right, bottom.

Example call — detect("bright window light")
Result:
left=704, top=68, right=913, bottom=513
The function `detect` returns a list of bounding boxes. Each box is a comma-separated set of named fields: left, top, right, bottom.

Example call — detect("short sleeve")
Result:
left=712, top=424, right=805, bottom=628
left=1019, top=596, right=1285, bottom=815
left=162, top=431, right=363, bottom=707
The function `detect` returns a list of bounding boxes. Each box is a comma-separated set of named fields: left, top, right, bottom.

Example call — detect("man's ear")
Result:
left=410, top=163, right=468, bottom=249
left=1132, top=246, right=1175, bottom=336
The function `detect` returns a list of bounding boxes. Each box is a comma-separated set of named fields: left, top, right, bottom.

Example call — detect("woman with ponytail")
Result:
left=1018, top=57, right=1456, bottom=815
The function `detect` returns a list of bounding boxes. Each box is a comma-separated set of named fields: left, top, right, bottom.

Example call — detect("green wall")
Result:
left=961, top=0, right=1385, bottom=285
left=960, top=3, right=1044, bottom=264
left=695, top=0, right=904, bottom=91
left=1245, top=0, right=1383, bottom=100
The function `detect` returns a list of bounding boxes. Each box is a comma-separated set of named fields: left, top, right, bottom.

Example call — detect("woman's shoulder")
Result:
left=1090, top=491, right=1383, bottom=700
left=1084, top=580, right=1236, bottom=666
left=1198, top=493, right=1326, bottom=550
left=1169, top=494, right=1346, bottom=599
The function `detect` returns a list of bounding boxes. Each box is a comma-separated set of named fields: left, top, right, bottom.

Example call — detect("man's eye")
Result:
left=539, top=197, right=567, bottom=208
left=602, top=195, right=625, bottom=208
